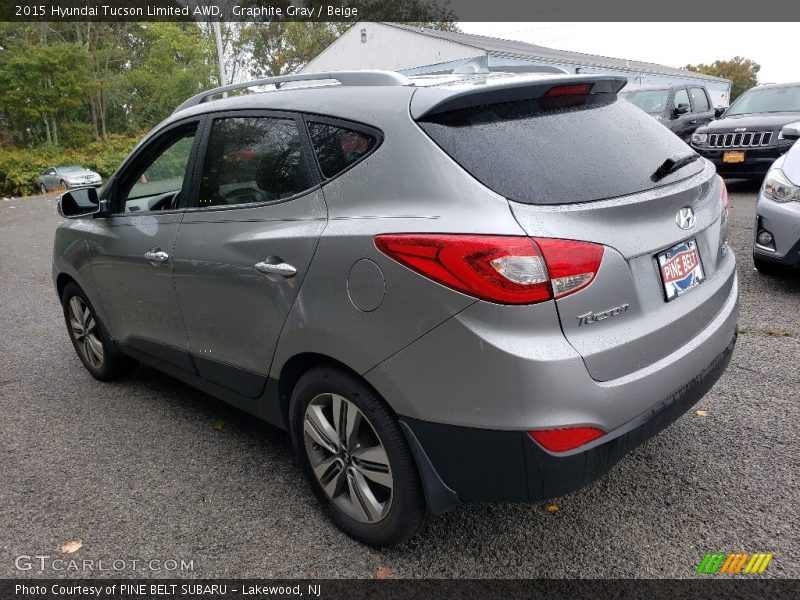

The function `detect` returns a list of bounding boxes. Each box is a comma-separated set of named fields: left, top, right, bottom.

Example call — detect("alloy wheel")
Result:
left=303, top=393, right=393, bottom=523
left=67, top=296, right=104, bottom=370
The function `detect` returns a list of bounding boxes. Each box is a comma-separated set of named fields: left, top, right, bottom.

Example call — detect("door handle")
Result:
left=689, top=119, right=698, bottom=124
left=255, top=259, right=297, bottom=278
left=144, top=249, right=169, bottom=263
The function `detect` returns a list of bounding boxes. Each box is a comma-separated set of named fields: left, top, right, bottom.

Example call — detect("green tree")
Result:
left=0, top=42, right=91, bottom=146
left=684, top=56, right=761, bottom=103
left=121, top=23, right=216, bottom=131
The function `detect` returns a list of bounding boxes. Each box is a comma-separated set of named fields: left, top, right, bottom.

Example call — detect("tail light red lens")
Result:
left=528, top=427, right=605, bottom=452
left=374, top=234, right=603, bottom=305
left=540, top=83, right=593, bottom=109
left=542, top=83, right=593, bottom=98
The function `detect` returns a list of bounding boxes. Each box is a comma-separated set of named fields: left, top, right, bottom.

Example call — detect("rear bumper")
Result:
left=401, top=331, right=737, bottom=505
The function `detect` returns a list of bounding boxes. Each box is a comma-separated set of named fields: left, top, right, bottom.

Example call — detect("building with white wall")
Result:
left=302, top=22, right=731, bottom=107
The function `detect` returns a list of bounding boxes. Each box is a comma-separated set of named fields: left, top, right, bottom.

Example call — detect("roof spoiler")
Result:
left=411, top=75, right=628, bottom=120
left=173, top=70, right=412, bottom=114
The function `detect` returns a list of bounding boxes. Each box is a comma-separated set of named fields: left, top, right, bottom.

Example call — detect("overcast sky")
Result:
left=460, top=23, right=797, bottom=84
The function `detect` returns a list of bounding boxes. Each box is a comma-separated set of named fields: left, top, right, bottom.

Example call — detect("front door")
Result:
left=88, top=119, right=202, bottom=371
left=172, top=113, right=326, bottom=397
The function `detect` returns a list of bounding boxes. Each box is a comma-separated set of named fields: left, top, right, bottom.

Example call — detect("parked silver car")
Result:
left=52, top=69, right=739, bottom=546
left=39, top=164, right=102, bottom=193
left=753, top=122, right=800, bottom=273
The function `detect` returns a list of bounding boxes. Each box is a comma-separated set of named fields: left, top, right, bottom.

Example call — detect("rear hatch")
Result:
left=413, top=75, right=732, bottom=381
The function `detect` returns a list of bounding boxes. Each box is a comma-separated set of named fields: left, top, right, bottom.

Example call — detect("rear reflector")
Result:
left=374, top=234, right=603, bottom=305
left=528, top=427, right=605, bottom=452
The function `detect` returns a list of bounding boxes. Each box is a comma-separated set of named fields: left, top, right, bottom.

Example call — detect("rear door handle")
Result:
left=255, top=259, right=297, bottom=278
left=144, top=248, right=169, bottom=263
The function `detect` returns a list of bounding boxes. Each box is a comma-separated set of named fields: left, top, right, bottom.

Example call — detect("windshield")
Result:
left=620, top=89, right=669, bottom=114
left=58, top=165, right=84, bottom=173
left=726, top=86, right=800, bottom=116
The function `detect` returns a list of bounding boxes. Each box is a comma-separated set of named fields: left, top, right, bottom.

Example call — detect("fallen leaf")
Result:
left=61, top=540, right=83, bottom=554
left=765, top=329, right=793, bottom=338
left=375, top=566, right=392, bottom=579
left=695, top=410, right=710, bottom=417
left=545, top=504, right=560, bottom=513
left=201, top=495, right=212, bottom=503
left=212, top=421, right=225, bottom=431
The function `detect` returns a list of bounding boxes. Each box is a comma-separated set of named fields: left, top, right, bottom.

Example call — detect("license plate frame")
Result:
left=657, top=238, right=705, bottom=302
left=723, top=150, right=746, bottom=163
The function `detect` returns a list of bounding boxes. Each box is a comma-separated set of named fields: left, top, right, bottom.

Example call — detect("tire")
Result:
left=61, top=282, right=138, bottom=381
left=289, top=366, right=428, bottom=547
left=40, top=182, right=48, bottom=194
left=753, top=255, right=786, bottom=276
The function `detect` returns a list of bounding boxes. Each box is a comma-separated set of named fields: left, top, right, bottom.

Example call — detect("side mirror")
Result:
left=673, top=103, right=690, bottom=117
left=780, top=123, right=800, bottom=141
left=714, top=107, right=726, bottom=118
left=58, top=186, right=107, bottom=218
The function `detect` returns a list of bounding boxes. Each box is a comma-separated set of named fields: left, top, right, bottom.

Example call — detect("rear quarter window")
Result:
left=307, top=122, right=378, bottom=179
left=418, top=96, right=704, bottom=205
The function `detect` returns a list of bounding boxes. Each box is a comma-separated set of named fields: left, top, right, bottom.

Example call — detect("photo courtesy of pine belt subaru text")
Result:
left=53, top=65, right=739, bottom=547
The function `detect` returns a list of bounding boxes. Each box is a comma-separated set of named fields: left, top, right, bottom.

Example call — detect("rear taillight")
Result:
left=374, top=234, right=603, bottom=305
left=528, top=427, right=605, bottom=452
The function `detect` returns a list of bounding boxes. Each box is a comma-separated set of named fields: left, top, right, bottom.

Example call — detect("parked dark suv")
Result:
left=691, top=82, right=800, bottom=178
left=620, top=84, right=718, bottom=142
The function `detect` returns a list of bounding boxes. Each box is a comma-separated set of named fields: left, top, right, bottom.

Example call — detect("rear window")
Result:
left=418, top=96, right=704, bottom=205
left=307, top=122, right=377, bottom=179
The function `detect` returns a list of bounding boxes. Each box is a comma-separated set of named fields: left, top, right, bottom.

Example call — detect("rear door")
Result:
left=415, top=85, right=732, bottom=381
left=689, top=87, right=715, bottom=130
left=171, top=112, right=326, bottom=398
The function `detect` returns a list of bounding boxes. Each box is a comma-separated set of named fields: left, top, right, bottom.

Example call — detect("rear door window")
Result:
left=674, top=88, right=690, bottom=109
left=690, top=88, right=710, bottom=112
left=418, top=96, right=704, bottom=206
left=307, top=122, right=378, bottom=179
left=196, top=116, right=312, bottom=208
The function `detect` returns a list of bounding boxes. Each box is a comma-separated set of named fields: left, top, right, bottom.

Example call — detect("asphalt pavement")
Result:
left=1, top=183, right=797, bottom=578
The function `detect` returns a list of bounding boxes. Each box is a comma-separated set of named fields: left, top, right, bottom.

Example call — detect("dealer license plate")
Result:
left=723, top=151, right=745, bottom=163
left=657, top=239, right=705, bottom=301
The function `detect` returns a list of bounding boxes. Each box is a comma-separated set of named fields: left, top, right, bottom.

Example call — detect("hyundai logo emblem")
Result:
left=676, top=207, right=696, bottom=230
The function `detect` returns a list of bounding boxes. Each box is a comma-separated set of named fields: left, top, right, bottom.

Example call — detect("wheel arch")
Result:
left=275, top=351, right=459, bottom=515
left=277, top=352, right=393, bottom=429
left=56, top=272, right=78, bottom=300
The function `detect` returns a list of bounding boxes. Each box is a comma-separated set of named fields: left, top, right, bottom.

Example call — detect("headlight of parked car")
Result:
left=691, top=133, right=708, bottom=145
left=763, top=168, right=800, bottom=203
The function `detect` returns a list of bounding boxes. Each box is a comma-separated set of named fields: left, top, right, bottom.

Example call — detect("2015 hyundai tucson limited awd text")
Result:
left=53, top=69, right=739, bottom=547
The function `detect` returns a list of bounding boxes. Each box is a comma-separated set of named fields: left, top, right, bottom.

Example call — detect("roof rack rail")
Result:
left=173, top=70, right=412, bottom=114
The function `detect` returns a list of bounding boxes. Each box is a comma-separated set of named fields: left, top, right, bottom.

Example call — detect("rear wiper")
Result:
left=651, top=153, right=701, bottom=182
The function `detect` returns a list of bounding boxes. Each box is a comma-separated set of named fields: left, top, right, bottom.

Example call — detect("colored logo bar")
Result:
left=696, top=552, right=773, bottom=574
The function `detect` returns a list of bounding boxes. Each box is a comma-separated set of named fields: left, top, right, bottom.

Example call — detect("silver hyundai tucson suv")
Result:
left=53, top=69, right=739, bottom=547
